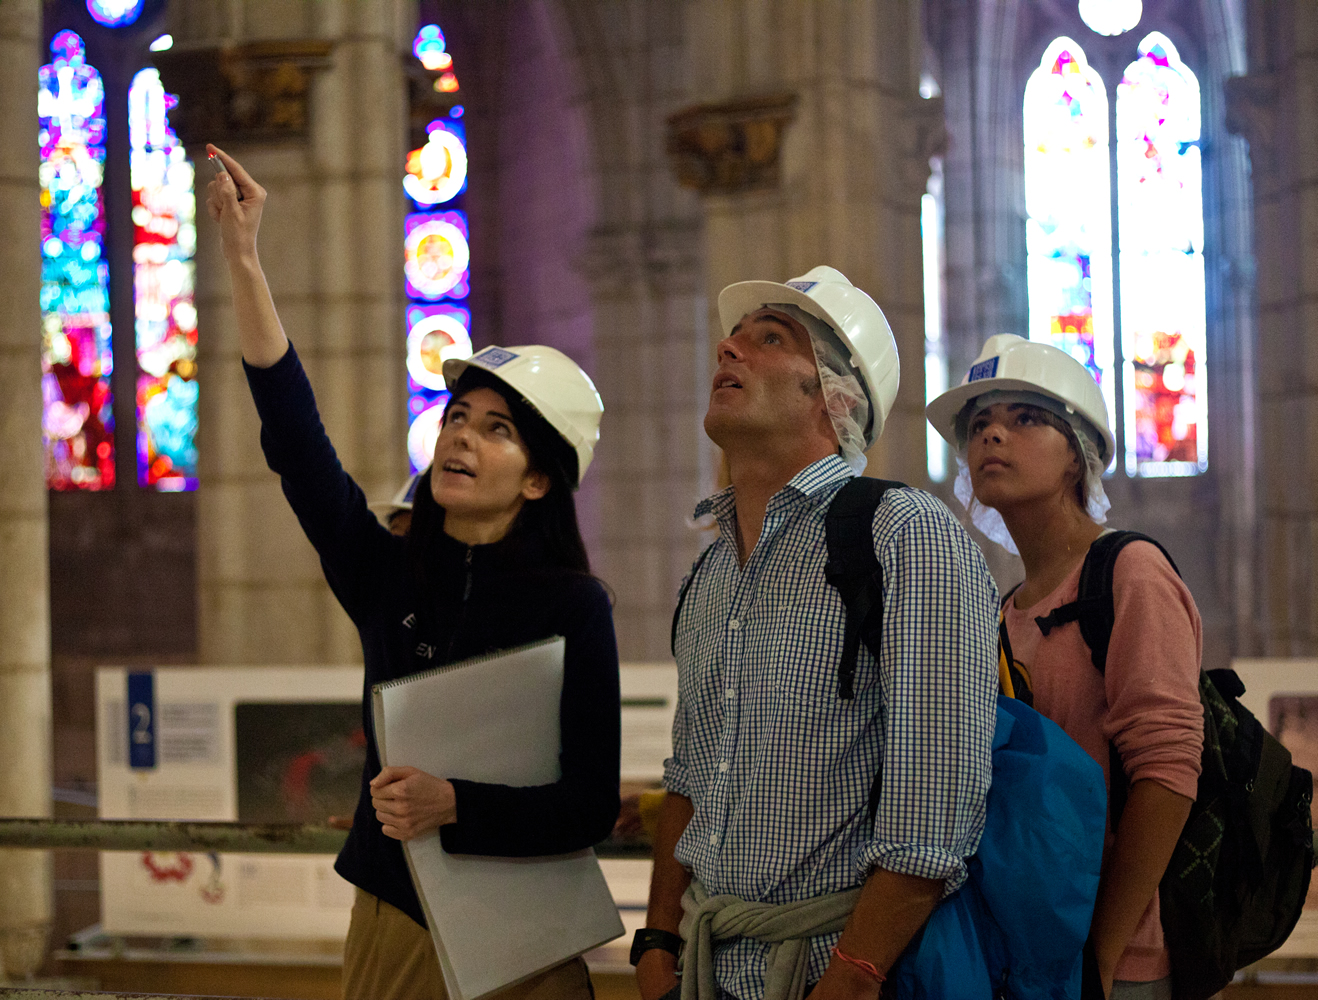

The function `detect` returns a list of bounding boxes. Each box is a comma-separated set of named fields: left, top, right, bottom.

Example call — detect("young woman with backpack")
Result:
left=206, top=145, right=620, bottom=1000
left=927, top=335, right=1204, bottom=1000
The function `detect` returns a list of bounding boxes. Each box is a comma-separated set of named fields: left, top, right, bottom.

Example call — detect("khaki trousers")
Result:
left=343, top=888, right=596, bottom=1000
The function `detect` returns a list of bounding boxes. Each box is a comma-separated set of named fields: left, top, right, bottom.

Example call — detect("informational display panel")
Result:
left=1231, top=658, right=1318, bottom=957
left=97, top=666, right=364, bottom=939
left=97, top=662, right=676, bottom=946
left=618, top=663, right=678, bottom=783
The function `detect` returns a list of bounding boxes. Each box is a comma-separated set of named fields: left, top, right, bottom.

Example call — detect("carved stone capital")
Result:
left=153, top=40, right=335, bottom=146
left=1224, top=73, right=1279, bottom=179
left=666, top=93, right=798, bottom=195
left=901, top=94, right=948, bottom=201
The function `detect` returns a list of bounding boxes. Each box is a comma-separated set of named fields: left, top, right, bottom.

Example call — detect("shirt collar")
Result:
left=692, top=453, right=856, bottom=524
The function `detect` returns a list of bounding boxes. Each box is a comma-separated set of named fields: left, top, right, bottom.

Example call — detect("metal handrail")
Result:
left=0, top=819, right=346, bottom=854
left=0, top=991, right=273, bottom=998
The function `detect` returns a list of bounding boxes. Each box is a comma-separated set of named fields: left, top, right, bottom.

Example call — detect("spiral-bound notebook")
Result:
left=371, top=637, right=624, bottom=1000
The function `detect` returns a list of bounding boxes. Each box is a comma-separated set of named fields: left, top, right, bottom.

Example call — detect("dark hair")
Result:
left=408, top=366, right=591, bottom=576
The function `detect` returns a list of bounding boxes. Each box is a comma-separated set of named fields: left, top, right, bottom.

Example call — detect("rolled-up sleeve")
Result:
left=1104, top=543, right=1203, bottom=798
left=852, top=502, right=1000, bottom=894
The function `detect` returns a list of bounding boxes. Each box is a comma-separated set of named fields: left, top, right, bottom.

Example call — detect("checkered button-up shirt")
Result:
left=664, top=455, right=999, bottom=1000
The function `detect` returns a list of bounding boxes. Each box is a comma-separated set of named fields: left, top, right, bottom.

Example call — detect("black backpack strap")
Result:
left=1075, top=530, right=1180, bottom=674
left=1062, top=531, right=1182, bottom=826
left=823, top=477, right=905, bottom=828
left=670, top=541, right=716, bottom=658
left=824, top=477, right=904, bottom=701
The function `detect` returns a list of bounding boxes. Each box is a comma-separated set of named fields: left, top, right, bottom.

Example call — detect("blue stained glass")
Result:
left=406, top=22, right=471, bottom=474
left=40, top=30, right=115, bottom=490
left=1023, top=37, right=1118, bottom=438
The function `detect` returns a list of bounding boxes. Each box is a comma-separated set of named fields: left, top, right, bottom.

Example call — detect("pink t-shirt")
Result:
left=1003, top=539, right=1204, bottom=983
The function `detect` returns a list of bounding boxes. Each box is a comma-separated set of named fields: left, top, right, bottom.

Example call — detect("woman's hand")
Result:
left=369, top=766, right=457, bottom=841
left=204, top=144, right=266, bottom=265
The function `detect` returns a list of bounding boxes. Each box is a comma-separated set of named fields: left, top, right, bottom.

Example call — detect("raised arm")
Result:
left=205, top=144, right=396, bottom=619
left=204, top=144, right=289, bottom=368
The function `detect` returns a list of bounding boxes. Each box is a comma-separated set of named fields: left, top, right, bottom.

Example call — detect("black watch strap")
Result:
left=630, top=928, right=683, bottom=966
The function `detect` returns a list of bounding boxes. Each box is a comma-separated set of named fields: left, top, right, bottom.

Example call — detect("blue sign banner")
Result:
left=127, top=671, right=156, bottom=770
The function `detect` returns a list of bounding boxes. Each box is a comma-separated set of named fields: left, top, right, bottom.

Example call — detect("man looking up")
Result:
left=632, top=268, right=1000, bottom=1000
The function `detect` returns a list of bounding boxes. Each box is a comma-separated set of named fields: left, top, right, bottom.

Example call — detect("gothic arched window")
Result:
left=40, top=29, right=115, bottom=490
left=1115, top=32, right=1205, bottom=476
left=1024, top=23, right=1207, bottom=477
left=1023, top=37, right=1118, bottom=429
left=39, top=2, right=199, bottom=492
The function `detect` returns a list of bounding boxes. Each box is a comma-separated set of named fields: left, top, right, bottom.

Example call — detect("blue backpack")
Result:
left=823, top=479, right=1107, bottom=999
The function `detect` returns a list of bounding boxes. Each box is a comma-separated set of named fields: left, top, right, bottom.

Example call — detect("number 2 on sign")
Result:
left=131, top=703, right=152, bottom=744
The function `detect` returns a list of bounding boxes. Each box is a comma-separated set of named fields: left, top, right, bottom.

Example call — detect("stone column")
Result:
left=676, top=0, right=940, bottom=487
left=164, top=0, right=412, bottom=665
left=556, top=0, right=712, bottom=659
left=1227, top=0, right=1318, bottom=655
left=0, top=0, right=53, bottom=980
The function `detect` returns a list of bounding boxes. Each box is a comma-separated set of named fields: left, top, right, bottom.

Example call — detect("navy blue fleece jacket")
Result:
left=243, top=344, right=621, bottom=928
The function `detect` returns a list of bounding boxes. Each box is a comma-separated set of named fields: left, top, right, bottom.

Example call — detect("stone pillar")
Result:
left=1227, top=0, right=1318, bottom=655
left=556, top=0, right=712, bottom=660
left=676, top=0, right=940, bottom=486
left=0, top=0, right=53, bottom=980
left=165, top=0, right=412, bottom=665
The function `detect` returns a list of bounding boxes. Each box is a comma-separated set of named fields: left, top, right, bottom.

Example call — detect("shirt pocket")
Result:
left=765, top=602, right=878, bottom=706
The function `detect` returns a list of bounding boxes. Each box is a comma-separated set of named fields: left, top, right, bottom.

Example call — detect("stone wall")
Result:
left=1230, top=0, right=1318, bottom=655
left=178, top=0, right=414, bottom=666
left=0, top=0, right=52, bottom=978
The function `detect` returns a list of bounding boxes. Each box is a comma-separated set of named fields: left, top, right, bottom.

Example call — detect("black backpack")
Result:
left=1025, top=530, right=1316, bottom=1000
left=672, top=476, right=901, bottom=705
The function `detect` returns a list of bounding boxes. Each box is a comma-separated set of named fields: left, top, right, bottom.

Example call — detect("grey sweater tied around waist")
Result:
left=678, top=878, right=862, bottom=1000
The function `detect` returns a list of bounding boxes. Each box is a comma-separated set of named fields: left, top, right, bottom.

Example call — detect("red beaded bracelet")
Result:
left=831, top=946, right=886, bottom=985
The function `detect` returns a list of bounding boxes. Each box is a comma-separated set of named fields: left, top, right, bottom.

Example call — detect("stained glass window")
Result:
left=40, top=30, right=115, bottom=490
left=404, top=25, right=472, bottom=474
left=1116, top=33, right=1205, bottom=476
left=1023, top=29, right=1207, bottom=480
left=130, top=67, right=198, bottom=490
left=1023, top=38, right=1118, bottom=433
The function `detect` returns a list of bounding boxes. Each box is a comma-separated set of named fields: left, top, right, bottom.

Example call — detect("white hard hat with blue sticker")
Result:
left=717, top=265, right=900, bottom=446
left=443, top=345, right=604, bottom=485
left=926, top=333, right=1115, bottom=462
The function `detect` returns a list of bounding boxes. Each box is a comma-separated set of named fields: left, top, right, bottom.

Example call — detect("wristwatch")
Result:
left=630, top=928, right=684, bottom=966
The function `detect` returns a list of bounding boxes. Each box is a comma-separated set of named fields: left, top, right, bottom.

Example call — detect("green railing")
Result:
left=0, top=819, right=346, bottom=855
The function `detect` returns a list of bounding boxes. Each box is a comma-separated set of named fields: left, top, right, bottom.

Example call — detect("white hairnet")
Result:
left=952, top=389, right=1111, bottom=554
left=772, top=303, right=871, bottom=474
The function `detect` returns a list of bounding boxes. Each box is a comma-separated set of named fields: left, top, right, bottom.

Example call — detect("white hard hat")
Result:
left=926, top=334, right=1115, bottom=462
left=368, top=472, right=421, bottom=516
left=717, top=266, right=900, bottom=445
left=442, top=345, right=604, bottom=486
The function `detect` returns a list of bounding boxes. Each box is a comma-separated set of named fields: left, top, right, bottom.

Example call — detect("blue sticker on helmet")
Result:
left=968, top=357, right=999, bottom=382
left=784, top=281, right=817, bottom=293
left=475, top=347, right=519, bottom=369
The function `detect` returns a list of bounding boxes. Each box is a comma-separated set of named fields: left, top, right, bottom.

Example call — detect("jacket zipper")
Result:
left=446, top=546, right=475, bottom=659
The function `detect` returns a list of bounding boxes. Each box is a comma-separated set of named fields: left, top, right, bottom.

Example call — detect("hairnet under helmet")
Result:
left=952, top=389, right=1111, bottom=554
left=771, top=303, right=870, bottom=474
